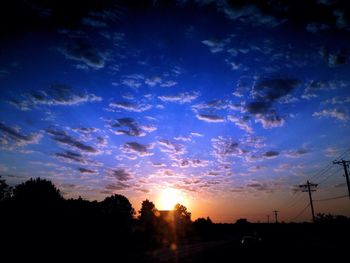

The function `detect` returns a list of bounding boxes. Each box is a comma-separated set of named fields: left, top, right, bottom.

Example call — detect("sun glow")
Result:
left=158, top=188, right=185, bottom=210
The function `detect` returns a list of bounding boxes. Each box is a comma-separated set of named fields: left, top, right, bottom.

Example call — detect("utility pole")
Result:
left=272, top=210, right=279, bottom=223
left=333, top=159, right=350, bottom=199
left=299, top=180, right=317, bottom=222
left=267, top=215, right=270, bottom=223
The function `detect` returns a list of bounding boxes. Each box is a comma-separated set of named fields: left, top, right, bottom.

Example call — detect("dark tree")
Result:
left=0, top=176, right=12, bottom=202
left=235, top=218, right=250, bottom=225
left=12, top=177, right=63, bottom=212
left=174, top=203, right=192, bottom=241
left=137, top=199, right=160, bottom=248
left=174, top=203, right=191, bottom=221
left=193, top=217, right=214, bottom=240
left=139, top=199, right=157, bottom=223
left=100, top=194, right=135, bottom=223
left=315, top=213, right=350, bottom=224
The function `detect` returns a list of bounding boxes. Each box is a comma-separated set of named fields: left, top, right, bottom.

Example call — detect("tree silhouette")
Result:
left=0, top=176, right=12, bottom=202
left=174, top=203, right=191, bottom=221
left=12, top=177, right=63, bottom=214
left=174, top=203, right=192, bottom=241
left=193, top=217, right=213, bottom=240
left=100, top=194, right=135, bottom=224
left=139, top=199, right=157, bottom=223
left=138, top=199, right=160, bottom=248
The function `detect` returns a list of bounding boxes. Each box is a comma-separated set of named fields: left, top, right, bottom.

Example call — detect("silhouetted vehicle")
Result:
left=240, top=235, right=262, bottom=248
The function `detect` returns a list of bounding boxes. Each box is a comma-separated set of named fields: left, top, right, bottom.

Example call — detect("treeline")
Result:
left=0, top=177, right=215, bottom=260
left=1, top=177, right=350, bottom=261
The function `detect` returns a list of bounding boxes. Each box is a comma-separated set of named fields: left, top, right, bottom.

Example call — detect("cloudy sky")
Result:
left=1, top=0, right=350, bottom=222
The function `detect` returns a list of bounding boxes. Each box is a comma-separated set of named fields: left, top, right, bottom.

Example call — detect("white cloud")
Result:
left=313, top=108, right=349, bottom=121
left=196, top=114, right=225, bottom=123
left=108, top=101, right=152, bottom=112
left=158, top=92, right=200, bottom=104
left=0, top=122, right=42, bottom=150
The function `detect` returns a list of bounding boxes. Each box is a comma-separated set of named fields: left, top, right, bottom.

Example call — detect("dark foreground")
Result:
left=3, top=220, right=349, bottom=262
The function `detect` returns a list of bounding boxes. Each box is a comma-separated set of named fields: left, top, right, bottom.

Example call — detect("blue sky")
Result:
left=1, top=0, right=350, bottom=222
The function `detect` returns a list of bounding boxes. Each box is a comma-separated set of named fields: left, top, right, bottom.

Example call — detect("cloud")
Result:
left=246, top=181, right=276, bottom=193
left=108, top=101, right=152, bottom=112
left=105, top=182, right=130, bottom=191
left=306, top=22, right=330, bottom=33
left=255, top=111, right=285, bottom=128
left=263, top=151, right=279, bottom=159
left=313, top=108, right=349, bottom=121
left=201, top=39, right=227, bottom=53
left=302, top=80, right=344, bottom=100
left=328, top=53, right=347, bottom=67
left=111, top=118, right=144, bottom=137
left=8, top=83, right=102, bottom=111
left=158, top=139, right=186, bottom=156
left=122, top=142, right=154, bottom=157
left=324, top=96, right=350, bottom=105
left=196, top=114, right=225, bottom=123
left=145, top=76, right=162, bottom=87
left=160, top=80, right=177, bottom=87
left=191, top=132, right=203, bottom=137
left=109, top=117, right=156, bottom=137
left=324, top=147, right=339, bottom=157
left=252, top=78, right=299, bottom=102
left=78, top=167, right=97, bottom=174
left=158, top=92, right=199, bottom=104
left=121, top=74, right=144, bottom=88
left=107, top=168, right=133, bottom=181
left=241, top=78, right=299, bottom=129
left=175, top=159, right=210, bottom=168
left=220, top=3, right=283, bottom=27
left=81, top=17, right=107, bottom=28
left=0, top=122, right=42, bottom=150
left=55, top=151, right=87, bottom=164
left=60, top=40, right=106, bottom=69
left=285, top=148, right=310, bottom=158
left=46, top=128, right=99, bottom=153
left=212, top=136, right=243, bottom=162
left=192, top=100, right=228, bottom=111
left=228, top=115, right=253, bottom=133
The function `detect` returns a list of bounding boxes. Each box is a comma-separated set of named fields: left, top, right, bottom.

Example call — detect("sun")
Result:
left=158, top=188, right=185, bottom=210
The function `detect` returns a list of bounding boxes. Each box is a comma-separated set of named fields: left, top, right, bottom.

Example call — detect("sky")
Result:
left=1, top=0, right=350, bottom=223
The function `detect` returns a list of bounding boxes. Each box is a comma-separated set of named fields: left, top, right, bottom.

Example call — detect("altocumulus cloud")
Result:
left=158, top=92, right=200, bottom=104
left=46, top=128, right=99, bottom=154
left=243, top=78, right=300, bottom=128
left=0, top=122, right=42, bottom=150
left=121, top=142, right=154, bottom=157
left=313, top=108, right=349, bottom=121
left=107, top=168, right=133, bottom=181
left=108, top=101, right=152, bottom=112
left=60, top=40, right=107, bottom=69
left=9, top=83, right=101, bottom=111
left=196, top=113, right=225, bottom=123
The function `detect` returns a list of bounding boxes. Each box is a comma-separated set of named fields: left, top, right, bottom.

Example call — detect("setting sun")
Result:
left=158, top=188, right=185, bottom=211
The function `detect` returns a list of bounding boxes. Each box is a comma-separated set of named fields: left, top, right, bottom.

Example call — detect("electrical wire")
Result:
left=290, top=204, right=310, bottom=222
left=314, top=195, right=348, bottom=202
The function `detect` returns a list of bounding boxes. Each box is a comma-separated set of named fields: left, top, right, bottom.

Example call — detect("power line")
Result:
left=307, top=148, right=350, bottom=182
left=316, top=166, right=343, bottom=185
left=314, top=195, right=348, bottom=202
left=290, top=204, right=310, bottom=222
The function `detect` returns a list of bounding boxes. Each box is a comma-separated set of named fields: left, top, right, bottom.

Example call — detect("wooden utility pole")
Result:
left=333, top=160, right=350, bottom=199
left=272, top=210, right=279, bottom=223
left=299, top=181, right=317, bottom=222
